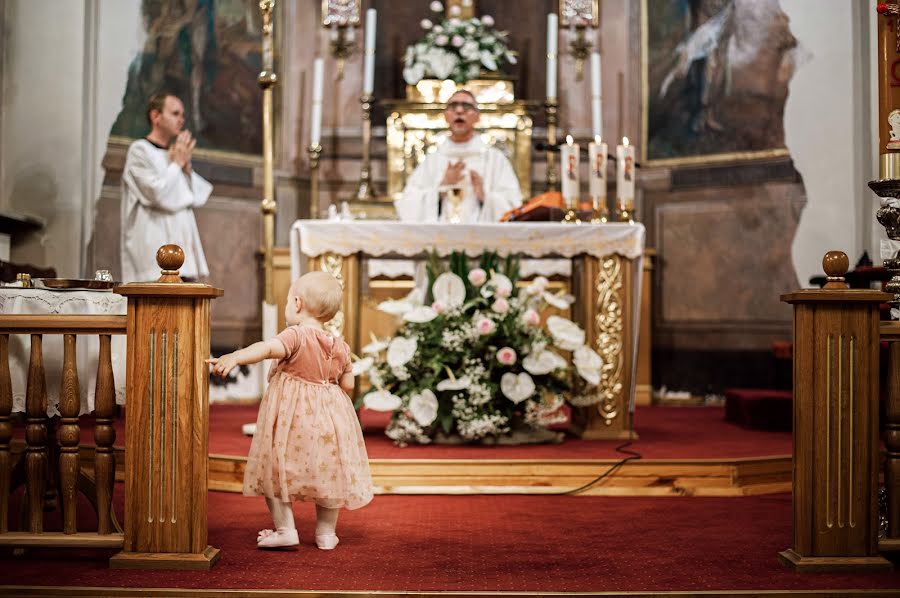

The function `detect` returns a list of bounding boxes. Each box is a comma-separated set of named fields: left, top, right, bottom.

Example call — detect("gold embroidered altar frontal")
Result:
left=289, top=221, right=645, bottom=439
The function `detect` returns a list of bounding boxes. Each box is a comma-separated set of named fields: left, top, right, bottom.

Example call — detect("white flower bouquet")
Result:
left=402, top=1, right=517, bottom=86
left=355, top=252, right=605, bottom=446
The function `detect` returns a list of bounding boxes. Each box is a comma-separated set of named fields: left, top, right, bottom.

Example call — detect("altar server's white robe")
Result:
left=120, top=139, right=212, bottom=282
left=395, top=136, right=522, bottom=223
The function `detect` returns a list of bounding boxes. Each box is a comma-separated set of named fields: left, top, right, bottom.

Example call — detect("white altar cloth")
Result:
left=290, top=220, right=645, bottom=280
left=0, top=288, right=127, bottom=416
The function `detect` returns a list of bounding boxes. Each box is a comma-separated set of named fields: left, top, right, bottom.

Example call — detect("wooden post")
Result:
left=881, top=326, right=900, bottom=554
left=779, top=251, right=892, bottom=571
left=109, top=245, right=223, bottom=570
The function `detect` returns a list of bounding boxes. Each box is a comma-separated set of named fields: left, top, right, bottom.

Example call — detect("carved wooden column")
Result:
left=779, top=251, right=892, bottom=571
left=110, top=245, right=223, bottom=570
left=309, top=252, right=361, bottom=354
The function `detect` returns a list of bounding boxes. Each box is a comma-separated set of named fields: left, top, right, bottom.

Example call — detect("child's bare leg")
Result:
left=257, top=497, right=298, bottom=549
left=315, top=505, right=340, bottom=550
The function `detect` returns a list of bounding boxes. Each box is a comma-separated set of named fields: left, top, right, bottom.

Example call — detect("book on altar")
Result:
left=501, top=191, right=565, bottom=222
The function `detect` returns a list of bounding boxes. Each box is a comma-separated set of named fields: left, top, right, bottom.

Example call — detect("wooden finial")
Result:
left=822, top=250, right=850, bottom=289
left=156, top=244, right=185, bottom=283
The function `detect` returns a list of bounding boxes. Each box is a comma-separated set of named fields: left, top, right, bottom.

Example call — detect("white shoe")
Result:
left=315, top=533, right=339, bottom=550
left=257, top=528, right=299, bottom=549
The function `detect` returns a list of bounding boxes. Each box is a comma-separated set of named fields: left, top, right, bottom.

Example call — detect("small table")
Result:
left=0, top=288, right=127, bottom=415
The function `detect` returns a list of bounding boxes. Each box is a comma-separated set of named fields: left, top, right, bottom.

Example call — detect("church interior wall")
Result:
left=0, top=0, right=887, bottom=393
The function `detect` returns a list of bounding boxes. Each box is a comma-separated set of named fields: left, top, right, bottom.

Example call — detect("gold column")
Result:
left=355, top=95, right=378, bottom=201
left=259, top=0, right=277, bottom=305
left=545, top=98, right=559, bottom=191
left=309, top=252, right=361, bottom=355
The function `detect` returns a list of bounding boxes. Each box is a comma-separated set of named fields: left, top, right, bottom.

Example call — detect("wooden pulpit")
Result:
left=779, top=251, right=892, bottom=571
left=110, top=245, right=223, bottom=570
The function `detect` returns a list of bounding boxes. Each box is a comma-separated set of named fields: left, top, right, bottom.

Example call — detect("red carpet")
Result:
left=2, top=491, right=899, bottom=592
left=205, top=403, right=793, bottom=459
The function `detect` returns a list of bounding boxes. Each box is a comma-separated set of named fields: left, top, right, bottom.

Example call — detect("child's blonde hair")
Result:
left=292, top=271, right=343, bottom=322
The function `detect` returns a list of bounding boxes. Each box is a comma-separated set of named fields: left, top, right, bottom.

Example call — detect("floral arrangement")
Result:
left=402, top=1, right=517, bottom=85
left=353, top=252, right=604, bottom=446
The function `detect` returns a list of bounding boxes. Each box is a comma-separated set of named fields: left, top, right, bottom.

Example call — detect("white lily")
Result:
left=543, top=291, right=575, bottom=310
left=500, top=372, right=535, bottom=404
left=408, top=389, right=439, bottom=426
left=436, top=375, right=471, bottom=391
left=351, top=357, right=374, bottom=376
left=387, top=336, right=417, bottom=368
left=573, top=346, right=603, bottom=386
left=432, top=272, right=466, bottom=307
left=362, top=337, right=389, bottom=355
left=547, top=315, right=586, bottom=351
left=403, top=306, right=439, bottom=323
left=522, top=350, right=567, bottom=375
left=363, top=389, right=403, bottom=411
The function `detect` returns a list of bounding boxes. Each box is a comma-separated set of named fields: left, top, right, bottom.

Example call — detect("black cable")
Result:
left=558, top=430, right=642, bottom=496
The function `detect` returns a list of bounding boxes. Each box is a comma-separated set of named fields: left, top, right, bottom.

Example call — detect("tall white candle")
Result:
left=560, top=134, right=580, bottom=208
left=589, top=135, right=608, bottom=210
left=590, top=52, right=603, bottom=139
left=616, top=137, right=636, bottom=215
left=546, top=13, right=558, bottom=99
left=363, top=8, right=377, bottom=95
left=310, top=58, right=324, bottom=147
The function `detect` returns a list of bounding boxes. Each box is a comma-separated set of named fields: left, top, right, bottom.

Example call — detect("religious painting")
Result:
left=641, top=0, right=796, bottom=165
left=109, top=0, right=265, bottom=161
left=322, top=0, right=360, bottom=25
left=559, top=0, right=599, bottom=27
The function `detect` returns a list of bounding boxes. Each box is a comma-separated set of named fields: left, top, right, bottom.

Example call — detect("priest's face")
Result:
left=151, top=96, right=186, bottom=143
left=444, top=92, right=479, bottom=141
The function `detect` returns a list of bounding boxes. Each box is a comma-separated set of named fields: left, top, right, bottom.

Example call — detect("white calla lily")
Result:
left=547, top=316, right=586, bottom=351
left=500, top=372, right=535, bottom=404
left=573, top=346, right=604, bottom=386
left=432, top=272, right=466, bottom=307
left=522, top=350, right=567, bottom=375
left=362, top=338, right=389, bottom=355
left=403, top=306, right=439, bottom=323
left=543, top=291, right=575, bottom=309
left=387, top=336, right=417, bottom=368
left=363, top=389, right=403, bottom=411
left=481, top=273, right=513, bottom=298
left=351, top=357, right=374, bottom=376
left=436, top=375, right=471, bottom=391
left=408, top=389, right=439, bottom=426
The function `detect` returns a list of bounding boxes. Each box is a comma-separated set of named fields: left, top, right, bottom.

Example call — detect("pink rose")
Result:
left=522, top=308, right=540, bottom=327
left=476, top=317, right=496, bottom=335
left=491, top=298, right=509, bottom=314
left=495, top=285, right=512, bottom=298
left=432, top=301, right=445, bottom=314
left=468, top=268, right=487, bottom=286
left=497, top=347, right=517, bottom=365
left=452, top=35, right=464, bottom=47
left=482, top=14, right=495, bottom=26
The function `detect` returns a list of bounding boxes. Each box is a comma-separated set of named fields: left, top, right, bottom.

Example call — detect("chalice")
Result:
left=446, top=186, right=465, bottom=223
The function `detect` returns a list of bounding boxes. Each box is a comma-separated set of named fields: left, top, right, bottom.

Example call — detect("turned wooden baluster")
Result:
left=0, top=334, right=11, bottom=534
left=25, top=334, right=47, bottom=532
left=58, top=334, right=80, bottom=534
left=94, top=334, right=115, bottom=534
left=887, top=343, right=900, bottom=548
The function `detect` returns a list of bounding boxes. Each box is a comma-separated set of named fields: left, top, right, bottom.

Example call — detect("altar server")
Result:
left=120, top=92, right=211, bottom=282
left=395, top=89, right=522, bottom=223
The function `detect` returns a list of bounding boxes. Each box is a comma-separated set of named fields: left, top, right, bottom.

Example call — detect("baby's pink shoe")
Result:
left=315, top=533, right=340, bottom=550
left=257, top=528, right=299, bottom=549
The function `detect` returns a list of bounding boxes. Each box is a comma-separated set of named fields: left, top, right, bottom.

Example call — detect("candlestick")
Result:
left=546, top=13, right=558, bottom=100
left=589, top=136, right=608, bottom=223
left=308, top=143, right=322, bottom=219
left=310, top=58, right=324, bottom=148
left=616, top=137, right=635, bottom=223
left=560, top=135, right=580, bottom=224
left=544, top=98, right=559, bottom=190
left=258, top=0, right=277, bottom=306
left=354, top=94, right=378, bottom=201
left=590, top=52, right=603, bottom=139
left=363, top=8, right=377, bottom=95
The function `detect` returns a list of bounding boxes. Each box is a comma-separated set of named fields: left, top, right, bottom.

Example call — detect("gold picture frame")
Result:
left=322, top=0, right=361, bottom=26
left=640, top=0, right=791, bottom=166
left=559, top=0, right=600, bottom=27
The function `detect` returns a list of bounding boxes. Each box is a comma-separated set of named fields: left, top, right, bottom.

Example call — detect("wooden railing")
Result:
left=879, top=321, right=900, bottom=554
left=0, top=314, right=127, bottom=549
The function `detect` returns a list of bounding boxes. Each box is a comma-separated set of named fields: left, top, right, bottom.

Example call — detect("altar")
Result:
left=289, top=220, right=645, bottom=439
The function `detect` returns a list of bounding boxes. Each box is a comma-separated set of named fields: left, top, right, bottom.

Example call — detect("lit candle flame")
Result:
left=623, top=136, right=630, bottom=147
left=566, top=134, right=574, bottom=145
left=594, top=135, right=602, bottom=145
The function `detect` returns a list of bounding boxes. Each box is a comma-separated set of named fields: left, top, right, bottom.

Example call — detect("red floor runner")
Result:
left=2, top=491, right=898, bottom=592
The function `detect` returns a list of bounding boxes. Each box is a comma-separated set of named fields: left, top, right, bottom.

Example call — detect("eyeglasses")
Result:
left=445, top=101, right=478, bottom=112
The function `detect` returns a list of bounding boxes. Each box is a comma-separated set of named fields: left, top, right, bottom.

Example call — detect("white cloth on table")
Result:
left=120, top=138, right=212, bottom=282
left=365, top=258, right=573, bottom=279
left=0, top=289, right=127, bottom=416
left=394, top=136, right=523, bottom=224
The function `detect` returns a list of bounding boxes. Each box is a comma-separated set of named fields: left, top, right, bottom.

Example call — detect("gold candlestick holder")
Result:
left=355, top=94, right=378, bottom=201
left=590, top=195, right=609, bottom=224
left=308, top=143, right=322, bottom=219
left=545, top=98, right=559, bottom=191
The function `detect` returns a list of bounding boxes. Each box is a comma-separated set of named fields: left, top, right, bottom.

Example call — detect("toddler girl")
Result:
left=209, top=271, right=373, bottom=550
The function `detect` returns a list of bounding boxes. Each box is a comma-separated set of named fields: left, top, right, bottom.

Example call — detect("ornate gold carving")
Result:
left=594, top=256, right=623, bottom=425
left=319, top=253, right=346, bottom=337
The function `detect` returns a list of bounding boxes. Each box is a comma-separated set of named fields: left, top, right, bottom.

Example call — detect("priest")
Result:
left=395, top=89, right=522, bottom=222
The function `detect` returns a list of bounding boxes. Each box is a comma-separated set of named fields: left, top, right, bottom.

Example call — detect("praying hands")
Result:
left=169, top=130, right=196, bottom=174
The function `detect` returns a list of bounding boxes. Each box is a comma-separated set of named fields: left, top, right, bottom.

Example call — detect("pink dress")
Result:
left=243, top=325, right=374, bottom=510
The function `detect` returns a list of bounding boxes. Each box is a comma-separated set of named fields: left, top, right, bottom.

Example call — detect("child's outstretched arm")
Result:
left=207, top=338, right=287, bottom=378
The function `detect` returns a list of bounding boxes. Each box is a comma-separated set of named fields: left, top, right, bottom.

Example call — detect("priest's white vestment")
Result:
left=120, top=139, right=212, bottom=282
left=395, top=136, right=522, bottom=223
